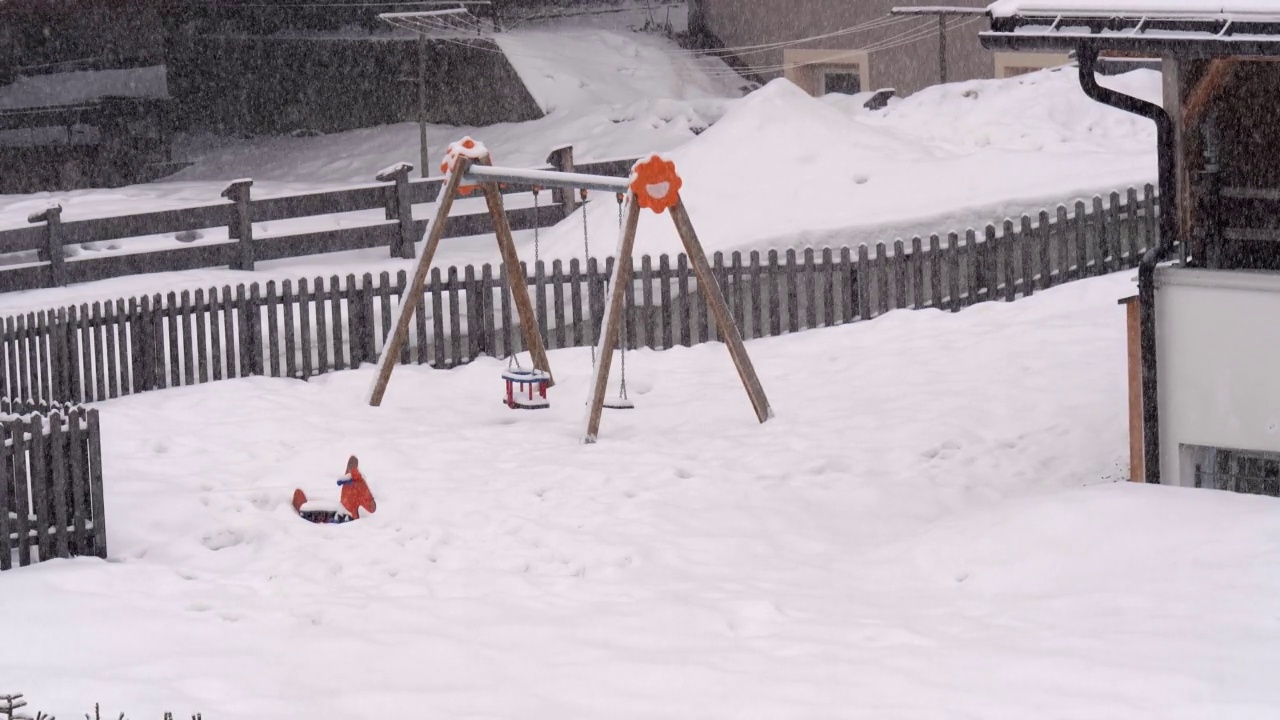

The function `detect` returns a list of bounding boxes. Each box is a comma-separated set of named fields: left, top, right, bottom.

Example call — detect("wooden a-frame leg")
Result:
left=481, top=167, right=554, bottom=387
left=368, top=155, right=471, bottom=406
left=670, top=198, right=773, bottom=424
left=583, top=193, right=642, bottom=443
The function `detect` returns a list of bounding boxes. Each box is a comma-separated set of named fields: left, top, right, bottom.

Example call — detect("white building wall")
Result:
left=1156, top=267, right=1280, bottom=486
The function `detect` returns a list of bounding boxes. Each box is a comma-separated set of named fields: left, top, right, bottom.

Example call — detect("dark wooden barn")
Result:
left=982, top=1, right=1280, bottom=494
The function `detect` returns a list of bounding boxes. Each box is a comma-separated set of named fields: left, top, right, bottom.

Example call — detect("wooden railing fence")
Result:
left=0, top=146, right=631, bottom=292
left=0, top=185, right=1162, bottom=407
left=1, top=402, right=106, bottom=571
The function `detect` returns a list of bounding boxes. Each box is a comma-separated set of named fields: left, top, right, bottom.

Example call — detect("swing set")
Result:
left=367, top=137, right=773, bottom=443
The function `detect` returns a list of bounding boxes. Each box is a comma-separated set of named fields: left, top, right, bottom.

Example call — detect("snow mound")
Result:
left=861, top=64, right=1163, bottom=152
left=531, top=68, right=1161, bottom=262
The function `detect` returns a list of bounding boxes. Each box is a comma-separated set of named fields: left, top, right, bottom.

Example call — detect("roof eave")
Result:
left=980, top=31, right=1280, bottom=56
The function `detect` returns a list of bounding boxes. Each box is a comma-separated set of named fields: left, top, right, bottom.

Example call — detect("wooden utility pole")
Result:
left=418, top=35, right=429, bottom=179
left=889, top=6, right=987, bottom=86
left=939, top=15, right=948, bottom=83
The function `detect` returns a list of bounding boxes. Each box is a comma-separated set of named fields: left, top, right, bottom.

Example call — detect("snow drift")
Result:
left=532, top=68, right=1162, bottom=262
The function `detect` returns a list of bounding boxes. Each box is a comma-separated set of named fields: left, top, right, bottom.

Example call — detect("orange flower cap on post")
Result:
left=629, top=155, right=682, bottom=214
left=440, top=136, right=490, bottom=197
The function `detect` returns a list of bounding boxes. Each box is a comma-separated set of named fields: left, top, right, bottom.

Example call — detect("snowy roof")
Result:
left=989, top=1, right=1280, bottom=19
left=983, top=0, right=1280, bottom=55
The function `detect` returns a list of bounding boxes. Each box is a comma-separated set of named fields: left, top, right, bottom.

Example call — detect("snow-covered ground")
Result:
left=6, top=273, right=1280, bottom=718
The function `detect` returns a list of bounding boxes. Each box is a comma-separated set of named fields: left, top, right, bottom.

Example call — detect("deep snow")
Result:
left=5, top=273, right=1280, bottom=719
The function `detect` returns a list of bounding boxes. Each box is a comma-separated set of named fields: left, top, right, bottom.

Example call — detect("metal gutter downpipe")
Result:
left=1078, top=46, right=1178, bottom=484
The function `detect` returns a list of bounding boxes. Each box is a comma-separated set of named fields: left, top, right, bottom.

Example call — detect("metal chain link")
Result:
left=531, top=186, right=541, bottom=265
left=616, top=193, right=628, bottom=401
left=582, top=188, right=596, bottom=366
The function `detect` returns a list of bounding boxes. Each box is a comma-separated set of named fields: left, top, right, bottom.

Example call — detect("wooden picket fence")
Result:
left=1, top=402, right=106, bottom=571
left=0, top=185, right=1164, bottom=407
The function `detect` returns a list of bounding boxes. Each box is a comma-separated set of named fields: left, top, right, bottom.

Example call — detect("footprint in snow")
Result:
left=202, top=529, right=243, bottom=551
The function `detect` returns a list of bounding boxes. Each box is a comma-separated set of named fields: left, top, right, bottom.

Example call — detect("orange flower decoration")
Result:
left=441, top=137, right=488, bottom=196
left=629, top=155, right=682, bottom=214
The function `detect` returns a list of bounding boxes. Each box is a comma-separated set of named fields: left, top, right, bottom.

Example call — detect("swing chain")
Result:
left=581, top=188, right=596, bottom=366
left=616, top=192, right=629, bottom=401
left=531, top=186, right=542, bottom=266
left=581, top=188, right=591, bottom=273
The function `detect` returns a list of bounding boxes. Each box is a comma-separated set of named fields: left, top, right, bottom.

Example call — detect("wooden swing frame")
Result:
left=367, top=151, right=554, bottom=407
left=367, top=143, right=773, bottom=444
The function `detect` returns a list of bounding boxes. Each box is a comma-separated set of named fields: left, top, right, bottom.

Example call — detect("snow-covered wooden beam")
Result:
left=461, top=164, right=631, bottom=194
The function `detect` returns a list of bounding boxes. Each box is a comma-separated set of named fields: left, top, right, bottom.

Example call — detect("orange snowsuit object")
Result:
left=339, top=460, right=377, bottom=518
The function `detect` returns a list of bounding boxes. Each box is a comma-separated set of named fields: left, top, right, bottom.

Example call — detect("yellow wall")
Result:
left=781, top=49, right=871, bottom=96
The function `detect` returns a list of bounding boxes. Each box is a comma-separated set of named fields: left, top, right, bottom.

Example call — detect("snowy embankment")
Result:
left=5, top=273, right=1280, bottom=719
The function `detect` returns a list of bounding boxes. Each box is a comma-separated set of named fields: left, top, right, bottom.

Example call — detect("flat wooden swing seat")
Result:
left=603, top=396, right=634, bottom=410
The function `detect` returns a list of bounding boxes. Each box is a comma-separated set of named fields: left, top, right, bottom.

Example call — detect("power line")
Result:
left=199, top=1, right=490, bottom=8
left=689, top=17, right=941, bottom=78
left=377, top=10, right=981, bottom=89
left=663, top=15, right=915, bottom=57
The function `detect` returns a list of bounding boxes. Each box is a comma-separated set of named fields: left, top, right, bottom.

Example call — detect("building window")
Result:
left=1182, top=444, right=1280, bottom=496
left=820, top=68, right=861, bottom=95
left=994, top=52, right=1072, bottom=79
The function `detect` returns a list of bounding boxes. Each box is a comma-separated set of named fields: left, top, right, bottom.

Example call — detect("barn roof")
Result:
left=982, top=0, right=1280, bottom=55
left=989, top=1, right=1280, bottom=19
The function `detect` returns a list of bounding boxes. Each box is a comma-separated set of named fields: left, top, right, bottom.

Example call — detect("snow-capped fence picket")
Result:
left=0, top=147, right=616, bottom=292
left=0, top=403, right=106, bottom=571
left=0, top=693, right=202, bottom=719
left=0, top=185, right=1166, bottom=407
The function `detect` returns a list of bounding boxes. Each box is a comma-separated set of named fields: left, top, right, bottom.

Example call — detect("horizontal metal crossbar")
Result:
left=462, top=164, right=633, bottom=193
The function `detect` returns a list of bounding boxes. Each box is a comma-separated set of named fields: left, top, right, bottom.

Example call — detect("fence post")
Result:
left=376, top=162, right=417, bottom=260
left=28, top=204, right=66, bottom=288
left=546, top=145, right=578, bottom=218
left=221, top=179, right=255, bottom=272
